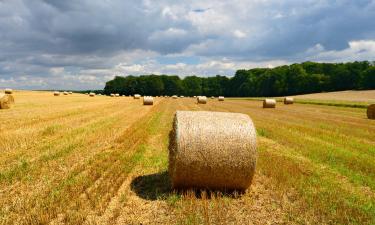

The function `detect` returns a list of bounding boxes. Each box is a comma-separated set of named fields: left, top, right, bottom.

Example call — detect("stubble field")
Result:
left=0, top=91, right=374, bottom=225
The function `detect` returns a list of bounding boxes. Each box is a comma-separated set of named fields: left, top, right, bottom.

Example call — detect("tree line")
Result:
left=103, top=61, right=375, bottom=97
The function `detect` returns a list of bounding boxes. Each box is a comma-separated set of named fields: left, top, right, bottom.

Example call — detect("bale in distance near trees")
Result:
left=284, top=97, right=294, bottom=104
left=218, top=96, right=224, bottom=101
left=263, top=99, right=276, bottom=108
left=115, top=93, right=120, bottom=97
left=367, top=104, right=375, bottom=119
left=134, top=94, right=141, bottom=99
left=63, top=91, right=68, bottom=95
left=110, top=94, right=115, bottom=97
left=54, top=91, right=60, bottom=96
left=197, top=96, right=207, bottom=104
left=169, top=111, right=257, bottom=190
left=89, top=92, right=95, bottom=97
left=4, top=88, right=13, bottom=94
left=172, top=95, right=178, bottom=99
left=69, top=91, right=73, bottom=94
left=143, top=96, right=154, bottom=105
left=0, top=93, right=15, bottom=109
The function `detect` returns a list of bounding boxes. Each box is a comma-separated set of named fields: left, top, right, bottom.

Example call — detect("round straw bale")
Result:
left=211, top=96, right=215, bottom=99
left=110, top=94, right=115, bottom=97
left=172, top=95, right=178, bottom=99
left=218, top=96, right=224, bottom=101
left=63, top=91, right=68, bottom=95
left=4, top=88, right=13, bottom=94
left=197, top=96, right=207, bottom=104
left=85, top=93, right=88, bottom=95
left=180, top=96, right=184, bottom=98
left=54, top=91, right=60, bottom=96
left=367, top=104, right=375, bottom=119
left=263, top=99, right=276, bottom=108
left=89, top=92, right=95, bottom=97
left=143, top=96, right=154, bottom=105
left=169, top=111, right=257, bottom=190
left=0, top=93, right=15, bottom=109
left=69, top=91, right=73, bottom=94
left=115, top=93, right=120, bottom=97
left=284, top=97, right=294, bottom=104
left=134, top=94, right=141, bottom=99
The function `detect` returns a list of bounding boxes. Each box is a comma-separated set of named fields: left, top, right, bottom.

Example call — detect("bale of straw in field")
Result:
left=211, top=96, right=215, bottom=99
left=263, top=99, right=276, bottom=108
left=284, top=97, right=294, bottom=104
left=115, top=94, right=120, bottom=97
left=180, top=96, right=184, bottom=98
left=134, top=94, right=141, bottom=99
left=54, top=91, right=60, bottom=96
left=143, top=96, right=154, bottom=105
left=4, top=88, right=13, bottom=94
left=218, top=96, right=224, bottom=101
left=89, top=92, right=95, bottom=97
left=110, top=94, right=115, bottom=97
left=172, top=95, right=178, bottom=99
left=197, top=96, right=207, bottom=104
left=85, top=93, right=89, bottom=95
left=63, top=91, right=68, bottom=95
left=69, top=91, right=73, bottom=94
left=0, top=93, right=15, bottom=109
left=169, top=111, right=257, bottom=190
left=367, top=104, right=375, bottom=119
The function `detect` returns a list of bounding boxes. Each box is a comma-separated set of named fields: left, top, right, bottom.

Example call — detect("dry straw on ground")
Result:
left=263, top=99, right=276, bottom=108
left=367, top=104, right=375, bottom=119
left=218, top=96, right=224, bottom=101
left=197, top=96, right=207, bottom=104
left=284, top=97, right=294, bottom=104
left=169, top=111, right=257, bottom=190
left=134, top=94, right=141, bottom=99
left=0, top=93, right=14, bottom=109
left=4, top=88, right=13, bottom=94
left=53, top=91, right=60, bottom=96
left=143, top=96, right=154, bottom=105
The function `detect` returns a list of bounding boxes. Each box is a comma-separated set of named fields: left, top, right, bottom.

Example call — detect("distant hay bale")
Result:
left=89, top=92, right=95, bottom=97
left=143, top=96, right=154, bottom=105
left=54, top=91, right=60, bottom=96
left=284, top=97, right=294, bottom=104
left=115, top=94, right=120, bottom=97
left=110, top=94, right=115, bottom=97
left=218, top=96, right=224, bottom=101
left=172, top=95, right=178, bottom=99
left=85, top=93, right=89, bottom=95
left=367, top=104, right=375, bottom=119
left=180, top=96, right=184, bottom=98
left=134, top=94, right=141, bottom=99
left=0, top=93, right=15, bottom=109
left=69, top=91, right=73, bottom=94
left=63, top=91, right=68, bottom=95
left=263, top=99, right=276, bottom=108
left=4, top=88, right=13, bottom=94
left=211, top=96, right=215, bottom=99
left=197, top=96, right=207, bottom=104
left=169, top=111, right=257, bottom=190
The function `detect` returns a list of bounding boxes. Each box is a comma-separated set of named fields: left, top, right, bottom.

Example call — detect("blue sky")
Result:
left=0, top=0, right=375, bottom=90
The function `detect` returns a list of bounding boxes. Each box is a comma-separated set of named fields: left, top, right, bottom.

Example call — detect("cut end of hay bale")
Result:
left=143, top=96, right=154, bottom=105
left=263, top=99, right=276, bottom=108
left=169, top=111, right=257, bottom=190
left=4, top=88, right=13, bottom=94
left=134, top=94, right=141, bottom=99
left=197, top=96, right=207, bottom=104
left=367, top=104, right=375, bottom=119
left=218, top=96, right=224, bottom=101
left=53, top=91, right=60, bottom=96
left=0, top=93, right=15, bottom=109
left=284, top=97, right=294, bottom=104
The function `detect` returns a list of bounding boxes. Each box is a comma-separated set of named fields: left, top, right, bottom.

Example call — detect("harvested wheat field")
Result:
left=0, top=91, right=375, bottom=225
left=290, top=90, right=375, bottom=103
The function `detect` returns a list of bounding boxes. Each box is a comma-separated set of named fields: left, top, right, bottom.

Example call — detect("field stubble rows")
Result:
left=0, top=91, right=374, bottom=224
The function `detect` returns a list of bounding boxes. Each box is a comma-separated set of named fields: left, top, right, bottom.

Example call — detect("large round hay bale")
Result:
left=69, top=91, right=73, bottom=95
left=0, top=93, right=14, bottom=109
left=284, top=97, right=294, bottom=104
left=4, top=88, right=13, bottom=94
left=54, top=91, right=60, bottom=96
left=263, top=99, right=276, bottom=108
left=143, top=96, right=154, bottom=105
left=110, top=94, right=115, bottom=97
left=218, top=96, right=224, bottom=101
left=211, top=96, right=215, bottom=99
left=367, top=104, right=375, bottom=119
left=172, top=95, right=178, bottom=99
left=115, top=93, right=120, bottom=97
left=197, top=96, right=207, bottom=104
left=169, top=111, right=257, bottom=190
left=63, top=91, right=68, bottom=95
left=89, top=92, right=95, bottom=97
left=134, top=94, right=141, bottom=99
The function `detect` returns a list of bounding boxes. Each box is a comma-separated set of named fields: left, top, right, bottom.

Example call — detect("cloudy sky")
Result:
left=1, top=0, right=375, bottom=90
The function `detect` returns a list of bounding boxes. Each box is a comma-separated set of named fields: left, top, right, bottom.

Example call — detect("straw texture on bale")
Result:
left=143, top=96, right=154, bottom=105
left=367, top=104, right=375, bottom=119
left=134, top=94, right=141, bottom=99
left=284, top=97, right=294, bottom=104
left=4, top=88, right=13, bottom=94
left=218, top=96, right=224, bottom=101
left=89, top=92, right=95, bottom=97
left=263, top=99, right=276, bottom=108
left=54, top=91, right=60, bottom=96
left=0, top=93, right=14, bottom=109
left=197, top=96, right=207, bottom=104
left=169, top=111, right=257, bottom=190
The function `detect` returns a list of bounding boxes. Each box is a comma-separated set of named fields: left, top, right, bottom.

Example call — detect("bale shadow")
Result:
left=130, top=171, right=172, bottom=201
